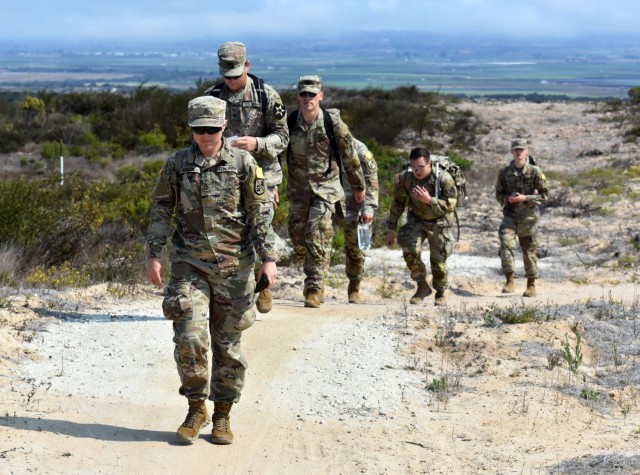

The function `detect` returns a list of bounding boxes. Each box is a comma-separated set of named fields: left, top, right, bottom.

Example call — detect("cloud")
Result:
left=1, top=0, right=639, bottom=41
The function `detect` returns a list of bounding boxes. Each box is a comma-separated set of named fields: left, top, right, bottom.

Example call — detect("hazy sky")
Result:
left=2, top=0, right=640, bottom=42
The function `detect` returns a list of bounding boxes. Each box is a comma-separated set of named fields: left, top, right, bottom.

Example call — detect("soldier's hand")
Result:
left=386, top=230, right=395, bottom=247
left=257, top=261, right=277, bottom=288
left=354, top=188, right=366, bottom=203
left=508, top=193, right=526, bottom=204
left=359, top=214, right=373, bottom=224
left=146, top=257, right=163, bottom=289
left=234, top=136, right=258, bottom=152
left=272, top=189, right=279, bottom=209
left=412, top=186, right=431, bottom=204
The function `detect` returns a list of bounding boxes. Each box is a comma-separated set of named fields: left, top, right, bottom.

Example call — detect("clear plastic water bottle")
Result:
left=357, top=223, right=371, bottom=250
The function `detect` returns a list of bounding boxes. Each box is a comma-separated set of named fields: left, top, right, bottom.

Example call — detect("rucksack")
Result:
left=284, top=108, right=341, bottom=178
left=430, top=155, right=467, bottom=208
left=205, top=73, right=268, bottom=117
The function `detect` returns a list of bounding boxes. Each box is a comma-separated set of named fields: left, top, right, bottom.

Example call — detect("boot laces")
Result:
left=183, top=406, right=202, bottom=428
left=214, top=416, right=229, bottom=433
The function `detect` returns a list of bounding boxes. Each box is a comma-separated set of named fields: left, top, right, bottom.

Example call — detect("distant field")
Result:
left=1, top=36, right=639, bottom=98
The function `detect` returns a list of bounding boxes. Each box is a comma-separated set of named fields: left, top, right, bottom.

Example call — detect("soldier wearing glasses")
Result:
left=386, top=147, right=457, bottom=306
left=205, top=41, right=288, bottom=314
left=286, top=75, right=366, bottom=308
left=146, top=96, right=276, bottom=446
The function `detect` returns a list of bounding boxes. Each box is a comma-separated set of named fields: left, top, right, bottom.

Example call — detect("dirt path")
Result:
left=2, top=276, right=640, bottom=475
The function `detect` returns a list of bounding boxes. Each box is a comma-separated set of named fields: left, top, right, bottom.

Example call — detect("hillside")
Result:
left=1, top=99, right=640, bottom=474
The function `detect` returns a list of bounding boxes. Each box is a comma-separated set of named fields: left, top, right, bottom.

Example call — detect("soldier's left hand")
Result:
left=508, top=193, right=526, bottom=204
left=257, top=261, right=277, bottom=287
left=354, top=188, right=366, bottom=203
left=359, top=214, right=373, bottom=224
left=234, top=136, right=258, bottom=152
left=272, top=189, right=279, bottom=209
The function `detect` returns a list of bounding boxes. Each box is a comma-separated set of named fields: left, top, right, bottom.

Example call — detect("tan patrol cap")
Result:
left=297, top=75, right=322, bottom=94
left=218, top=41, right=247, bottom=77
left=188, top=96, right=226, bottom=127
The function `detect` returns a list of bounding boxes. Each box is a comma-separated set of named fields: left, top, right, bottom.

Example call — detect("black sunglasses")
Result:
left=192, top=126, right=222, bottom=135
left=224, top=74, right=243, bottom=80
left=299, top=91, right=317, bottom=98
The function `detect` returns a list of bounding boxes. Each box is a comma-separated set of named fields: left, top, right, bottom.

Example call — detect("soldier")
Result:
left=286, top=75, right=366, bottom=308
left=146, top=96, right=277, bottom=445
left=334, top=138, right=379, bottom=303
left=205, top=41, right=288, bottom=314
left=495, top=138, right=548, bottom=297
left=385, top=147, right=457, bottom=306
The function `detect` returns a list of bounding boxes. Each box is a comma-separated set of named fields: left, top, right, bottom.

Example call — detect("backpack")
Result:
left=206, top=73, right=268, bottom=117
left=285, top=108, right=341, bottom=178
left=430, top=155, right=467, bottom=208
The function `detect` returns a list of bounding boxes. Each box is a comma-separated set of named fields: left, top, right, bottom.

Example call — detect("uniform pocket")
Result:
left=162, top=280, right=194, bottom=321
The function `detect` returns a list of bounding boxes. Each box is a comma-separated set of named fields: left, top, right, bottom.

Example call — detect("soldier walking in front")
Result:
left=146, top=96, right=277, bottom=445
left=495, top=138, right=548, bottom=297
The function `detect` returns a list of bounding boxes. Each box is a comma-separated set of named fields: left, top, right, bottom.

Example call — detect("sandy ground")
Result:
left=2, top=99, right=640, bottom=474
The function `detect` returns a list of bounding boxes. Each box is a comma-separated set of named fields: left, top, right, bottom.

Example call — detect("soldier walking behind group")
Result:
left=146, top=96, right=277, bottom=445
left=386, top=147, right=457, bottom=306
left=495, top=138, right=548, bottom=297
left=286, top=75, right=366, bottom=308
left=205, top=41, right=288, bottom=314
left=334, top=138, right=379, bottom=303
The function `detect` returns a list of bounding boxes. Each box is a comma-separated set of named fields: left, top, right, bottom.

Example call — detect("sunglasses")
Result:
left=192, top=126, right=222, bottom=135
left=224, top=74, right=243, bottom=80
left=299, top=91, right=317, bottom=98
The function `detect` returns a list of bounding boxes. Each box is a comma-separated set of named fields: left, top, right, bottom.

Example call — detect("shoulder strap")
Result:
left=206, top=82, right=223, bottom=98
left=248, top=73, right=267, bottom=117
left=322, top=108, right=341, bottom=177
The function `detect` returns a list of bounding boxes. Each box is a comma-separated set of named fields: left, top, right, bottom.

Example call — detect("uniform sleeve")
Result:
left=254, top=85, right=289, bottom=164
left=495, top=167, right=508, bottom=207
left=360, top=146, right=379, bottom=216
left=526, top=166, right=548, bottom=207
left=243, top=157, right=277, bottom=262
left=386, top=172, right=409, bottom=231
left=147, top=154, right=178, bottom=258
left=335, top=117, right=365, bottom=191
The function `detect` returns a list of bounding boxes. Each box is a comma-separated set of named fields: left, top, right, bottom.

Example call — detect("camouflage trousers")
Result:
left=499, top=211, right=539, bottom=279
left=397, top=214, right=454, bottom=291
left=287, top=194, right=335, bottom=291
left=162, top=260, right=256, bottom=403
left=334, top=203, right=365, bottom=282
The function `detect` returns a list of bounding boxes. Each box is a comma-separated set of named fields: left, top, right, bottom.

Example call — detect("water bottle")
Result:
left=357, top=223, right=371, bottom=250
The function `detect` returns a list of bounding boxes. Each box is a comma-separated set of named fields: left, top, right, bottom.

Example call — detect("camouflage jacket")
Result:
left=204, top=79, right=289, bottom=188
left=386, top=167, right=457, bottom=230
left=287, top=108, right=365, bottom=204
left=495, top=160, right=548, bottom=217
left=147, top=142, right=276, bottom=276
left=340, top=139, right=379, bottom=219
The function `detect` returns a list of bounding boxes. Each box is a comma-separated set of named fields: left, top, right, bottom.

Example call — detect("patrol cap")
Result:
left=297, top=75, right=322, bottom=94
left=218, top=41, right=247, bottom=77
left=188, top=96, right=226, bottom=127
left=511, top=138, right=528, bottom=150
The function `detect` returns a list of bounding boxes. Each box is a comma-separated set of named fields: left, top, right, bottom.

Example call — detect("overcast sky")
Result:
left=2, top=0, right=639, bottom=42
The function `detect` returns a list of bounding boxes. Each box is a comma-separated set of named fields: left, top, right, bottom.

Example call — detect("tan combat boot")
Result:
left=409, top=280, right=432, bottom=305
left=502, top=272, right=515, bottom=293
left=523, top=278, right=536, bottom=297
left=348, top=280, right=362, bottom=304
left=434, top=290, right=446, bottom=306
left=176, top=399, right=210, bottom=444
left=256, top=288, right=273, bottom=313
left=304, top=288, right=322, bottom=308
left=211, top=402, right=234, bottom=445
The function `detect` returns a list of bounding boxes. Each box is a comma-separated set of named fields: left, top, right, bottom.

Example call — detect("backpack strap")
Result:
left=321, top=108, right=341, bottom=177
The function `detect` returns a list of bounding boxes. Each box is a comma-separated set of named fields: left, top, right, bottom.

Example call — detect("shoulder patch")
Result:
left=254, top=178, right=265, bottom=195
left=273, top=102, right=286, bottom=120
left=256, top=167, right=264, bottom=179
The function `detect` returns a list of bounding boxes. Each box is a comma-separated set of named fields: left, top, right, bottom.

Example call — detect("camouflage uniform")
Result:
left=387, top=167, right=457, bottom=291
left=147, top=141, right=275, bottom=403
left=335, top=139, right=379, bottom=281
left=495, top=160, right=548, bottom=279
left=287, top=109, right=366, bottom=292
left=204, top=42, right=289, bottom=298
